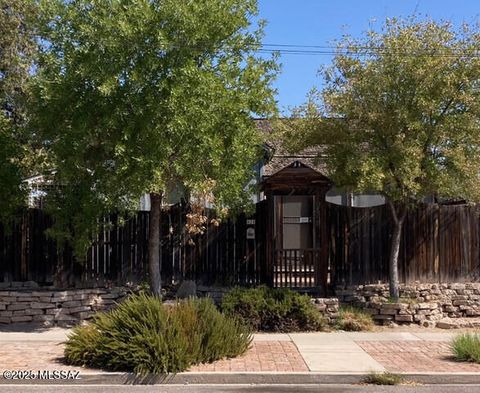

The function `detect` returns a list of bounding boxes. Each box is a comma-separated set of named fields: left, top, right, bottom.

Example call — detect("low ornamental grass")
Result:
left=336, top=306, right=374, bottom=332
left=451, top=332, right=480, bottom=363
left=221, top=286, right=327, bottom=332
left=64, top=293, right=252, bottom=374
left=362, top=372, right=404, bottom=385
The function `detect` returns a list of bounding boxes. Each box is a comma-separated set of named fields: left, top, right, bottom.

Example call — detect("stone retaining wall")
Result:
left=7, top=282, right=478, bottom=328
left=0, top=287, right=129, bottom=326
left=0, top=284, right=341, bottom=326
left=310, top=298, right=340, bottom=322
left=336, top=283, right=480, bottom=326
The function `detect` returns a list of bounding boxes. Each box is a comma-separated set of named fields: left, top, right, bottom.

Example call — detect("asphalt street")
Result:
left=1, top=384, right=480, bottom=393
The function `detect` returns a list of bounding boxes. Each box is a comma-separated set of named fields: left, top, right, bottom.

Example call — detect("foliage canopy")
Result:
left=285, top=17, right=480, bottom=206
left=33, top=0, right=278, bottom=252
left=282, top=17, right=480, bottom=298
left=0, top=0, right=39, bottom=221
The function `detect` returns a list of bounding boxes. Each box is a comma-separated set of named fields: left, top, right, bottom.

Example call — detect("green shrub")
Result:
left=336, top=306, right=374, bottom=331
left=221, top=286, right=327, bottom=332
left=192, top=297, right=252, bottom=363
left=64, top=294, right=251, bottom=374
left=451, top=332, right=480, bottom=363
left=362, top=372, right=404, bottom=385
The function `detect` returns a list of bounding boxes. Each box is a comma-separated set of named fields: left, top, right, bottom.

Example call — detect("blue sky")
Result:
left=257, top=0, right=480, bottom=113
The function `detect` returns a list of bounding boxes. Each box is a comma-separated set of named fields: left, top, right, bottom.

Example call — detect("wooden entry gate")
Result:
left=273, top=248, right=321, bottom=288
left=262, top=161, right=332, bottom=295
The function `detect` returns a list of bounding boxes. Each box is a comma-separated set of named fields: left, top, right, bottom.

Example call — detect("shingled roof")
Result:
left=255, top=119, right=327, bottom=177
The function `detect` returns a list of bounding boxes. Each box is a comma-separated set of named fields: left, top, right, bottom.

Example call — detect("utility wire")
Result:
left=172, top=42, right=480, bottom=57
left=107, top=39, right=480, bottom=58
left=257, top=50, right=480, bottom=57
left=257, top=43, right=480, bottom=57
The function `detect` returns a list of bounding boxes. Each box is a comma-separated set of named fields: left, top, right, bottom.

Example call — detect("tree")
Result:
left=283, top=18, right=480, bottom=298
left=33, top=0, right=277, bottom=295
left=0, top=0, right=38, bottom=222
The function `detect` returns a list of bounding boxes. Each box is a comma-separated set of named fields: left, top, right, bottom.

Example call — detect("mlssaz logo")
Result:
left=38, top=370, right=81, bottom=380
left=3, top=370, right=81, bottom=380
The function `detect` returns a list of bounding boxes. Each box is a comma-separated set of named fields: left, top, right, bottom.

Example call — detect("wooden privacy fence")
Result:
left=1, top=201, right=480, bottom=288
left=0, top=203, right=266, bottom=288
left=329, top=203, right=480, bottom=286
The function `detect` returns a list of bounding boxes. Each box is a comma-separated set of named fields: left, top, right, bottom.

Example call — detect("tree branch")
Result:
left=387, top=199, right=407, bottom=226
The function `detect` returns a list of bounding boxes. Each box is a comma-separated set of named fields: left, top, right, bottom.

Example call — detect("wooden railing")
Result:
left=273, top=248, right=321, bottom=288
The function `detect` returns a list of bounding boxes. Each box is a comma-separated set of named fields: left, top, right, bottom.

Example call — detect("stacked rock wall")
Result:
left=5, top=282, right=480, bottom=328
left=0, top=287, right=128, bottom=326
left=310, top=298, right=340, bottom=323
left=336, top=283, right=480, bottom=326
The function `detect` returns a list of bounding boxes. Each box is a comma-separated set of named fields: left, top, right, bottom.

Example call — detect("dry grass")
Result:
left=335, top=306, right=374, bottom=331
left=362, top=371, right=404, bottom=385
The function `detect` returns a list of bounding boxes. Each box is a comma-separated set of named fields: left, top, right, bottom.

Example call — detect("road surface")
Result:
left=1, top=384, right=480, bottom=393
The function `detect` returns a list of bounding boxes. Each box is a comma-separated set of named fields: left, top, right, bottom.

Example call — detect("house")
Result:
left=253, top=119, right=386, bottom=207
left=15, top=120, right=478, bottom=296
left=25, top=119, right=385, bottom=210
left=238, top=120, right=476, bottom=295
left=234, top=119, right=388, bottom=294
left=21, top=119, right=389, bottom=295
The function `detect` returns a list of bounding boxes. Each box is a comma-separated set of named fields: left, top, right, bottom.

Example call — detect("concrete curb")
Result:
left=2, top=372, right=480, bottom=385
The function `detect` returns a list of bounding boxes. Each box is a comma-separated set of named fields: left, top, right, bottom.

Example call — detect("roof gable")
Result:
left=262, top=160, right=332, bottom=191
left=255, top=119, right=326, bottom=176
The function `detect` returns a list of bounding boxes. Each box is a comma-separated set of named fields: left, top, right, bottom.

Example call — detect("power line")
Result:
left=261, top=43, right=480, bottom=52
left=62, top=37, right=480, bottom=58
left=257, top=49, right=480, bottom=58
left=142, top=38, right=480, bottom=57
left=257, top=43, right=480, bottom=57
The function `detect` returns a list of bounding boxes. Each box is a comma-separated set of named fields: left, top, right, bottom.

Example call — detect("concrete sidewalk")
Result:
left=1, top=325, right=480, bottom=384
left=289, top=331, right=461, bottom=373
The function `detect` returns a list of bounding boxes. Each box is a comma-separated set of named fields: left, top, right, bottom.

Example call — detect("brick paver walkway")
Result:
left=357, top=340, right=480, bottom=373
left=0, top=338, right=307, bottom=374
left=3, top=330, right=480, bottom=375
left=0, top=341, right=90, bottom=372
left=189, top=341, right=308, bottom=372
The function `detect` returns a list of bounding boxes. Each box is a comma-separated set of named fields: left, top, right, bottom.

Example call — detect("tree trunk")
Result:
left=389, top=219, right=403, bottom=299
left=148, top=192, right=163, bottom=297
left=387, top=201, right=406, bottom=300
